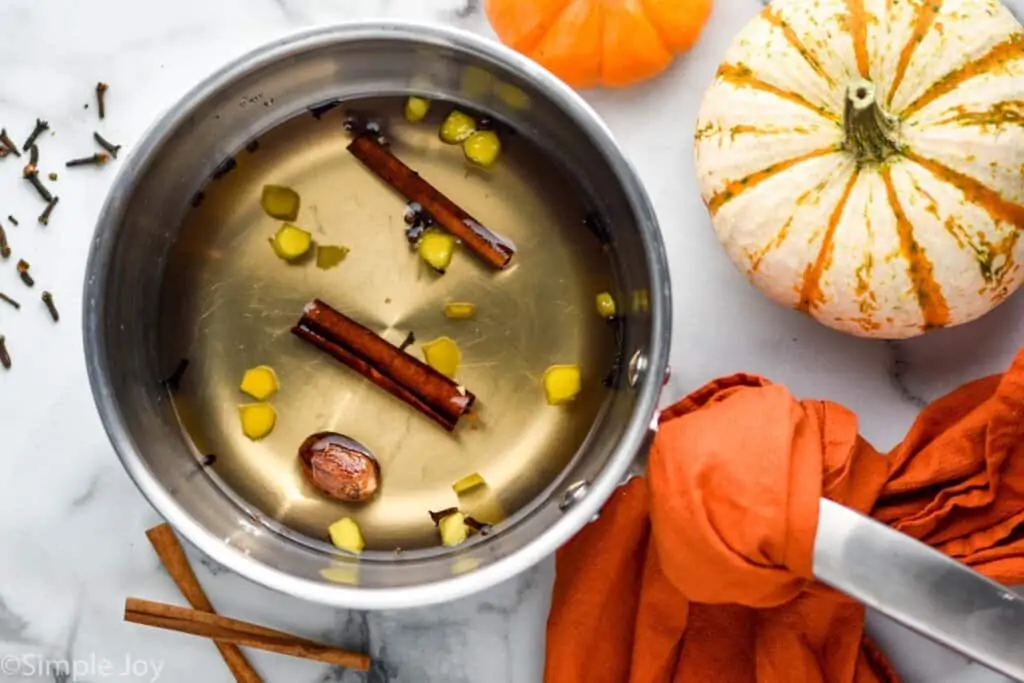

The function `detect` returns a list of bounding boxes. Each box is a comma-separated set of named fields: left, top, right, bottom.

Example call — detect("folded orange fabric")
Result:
left=545, top=350, right=1024, bottom=683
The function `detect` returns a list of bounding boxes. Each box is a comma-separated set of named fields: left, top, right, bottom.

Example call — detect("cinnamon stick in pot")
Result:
left=347, top=135, right=516, bottom=269
left=293, top=299, right=475, bottom=431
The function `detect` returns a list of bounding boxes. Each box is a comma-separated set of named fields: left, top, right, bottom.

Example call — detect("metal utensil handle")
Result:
left=814, top=499, right=1024, bottom=681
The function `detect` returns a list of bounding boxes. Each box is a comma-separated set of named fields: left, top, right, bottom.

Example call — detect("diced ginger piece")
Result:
left=270, top=223, right=312, bottom=261
left=463, top=131, right=501, bottom=168
left=238, top=402, right=277, bottom=440
left=595, top=292, right=617, bottom=318
left=453, top=472, right=486, bottom=495
left=440, top=110, right=476, bottom=144
left=261, top=185, right=301, bottom=221
left=240, top=365, right=279, bottom=400
left=494, top=81, right=531, bottom=110
left=316, top=245, right=350, bottom=270
left=461, top=66, right=494, bottom=98
left=418, top=230, right=455, bottom=273
left=422, top=336, right=461, bottom=379
left=444, top=302, right=476, bottom=319
left=404, top=96, right=431, bottom=123
left=320, top=564, right=360, bottom=585
left=452, top=556, right=480, bottom=575
left=328, top=517, right=365, bottom=554
left=633, top=289, right=650, bottom=313
left=543, top=365, right=582, bottom=405
left=439, top=512, right=469, bottom=547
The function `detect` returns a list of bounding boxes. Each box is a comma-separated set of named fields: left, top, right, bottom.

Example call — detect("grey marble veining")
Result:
left=0, top=0, right=1021, bottom=681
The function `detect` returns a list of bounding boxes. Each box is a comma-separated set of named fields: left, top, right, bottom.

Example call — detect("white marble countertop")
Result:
left=0, top=0, right=1021, bottom=681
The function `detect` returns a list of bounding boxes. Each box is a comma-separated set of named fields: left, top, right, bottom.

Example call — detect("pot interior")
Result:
left=86, top=25, right=667, bottom=603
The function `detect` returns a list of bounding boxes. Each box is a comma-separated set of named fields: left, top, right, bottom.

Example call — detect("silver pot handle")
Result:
left=815, top=499, right=1024, bottom=681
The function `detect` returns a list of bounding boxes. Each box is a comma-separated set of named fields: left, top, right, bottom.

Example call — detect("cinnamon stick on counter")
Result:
left=348, top=134, right=516, bottom=270
left=145, top=524, right=262, bottom=682
left=125, top=598, right=371, bottom=671
left=293, top=299, right=475, bottom=431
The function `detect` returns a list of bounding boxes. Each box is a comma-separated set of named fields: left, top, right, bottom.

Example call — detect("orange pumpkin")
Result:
left=484, top=0, right=712, bottom=89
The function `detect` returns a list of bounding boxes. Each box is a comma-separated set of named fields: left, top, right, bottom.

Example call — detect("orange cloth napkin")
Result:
left=545, top=350, right=1024, bottom=683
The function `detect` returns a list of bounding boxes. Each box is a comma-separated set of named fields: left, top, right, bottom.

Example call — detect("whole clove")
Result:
left=0, top=129, right=22, bottom=157
left=200, top=453, right=217, bottom=467
left=0, top=293, right=20, bottom=310
left=22, top=145, right=38, bottom=178
left=38, top=197, right=59, bottom=226
left=23, top=170, right=53, bottom=203
left=65, top=153, right=109, bottom=168
left=161, top=358, right=190, bottom=391
left=428, top=508, right=491, bottom=535
left=0, top=336, right=10, bottom=370
left=211, top=157, right=236, bottom=180
left=309, top=99, right=342, bottom=120
left=96, top=82, right=109, bottom=120
left=245, top=139, right=260, bottom=153
left=602, top=315, right=626, bottom=389
left=41, top=291, right=59, bottom=322
left=463, top=516, right=492, bottom=536
left=583, top=211, right=611, bottom=246
left=22, top=119, right=49, bottom=152
left=93, top=131, right=121, bottom=159
left=7, top=216, right=18, bottom=226
left=16, top=260, right=33, bottom=287
left=0, top=225, right=9, bottom=259
left=398, top=331, right=416, bottom=352
left=428, top=507, right=459, bottom=525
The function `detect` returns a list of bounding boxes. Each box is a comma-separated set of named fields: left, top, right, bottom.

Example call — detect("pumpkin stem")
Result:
left=843, top=79, right=902, bottom=164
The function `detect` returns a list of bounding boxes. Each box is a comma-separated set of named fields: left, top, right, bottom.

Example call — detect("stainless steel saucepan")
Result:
left=81, top=22, right=1024, bottom=680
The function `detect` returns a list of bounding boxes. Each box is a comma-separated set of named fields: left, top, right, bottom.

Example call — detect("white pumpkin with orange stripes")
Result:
left=694, top=0, right=1024, bottom=339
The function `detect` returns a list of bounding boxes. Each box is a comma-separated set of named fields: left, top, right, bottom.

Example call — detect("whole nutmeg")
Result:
left=298, top=432, right=381, bottom=503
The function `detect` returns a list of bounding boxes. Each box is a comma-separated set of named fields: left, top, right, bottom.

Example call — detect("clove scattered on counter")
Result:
left=16, top=260, right=34, bottom=287
left=96, top=82, right=109, bottom=120
left=41, top=291, right=58, bottom=322
left=22, top=119, right=49, bottom=152
left=38, top=197, right=59, bottom=226
left=65, top=153, right=109, bottom=168
left=0, top=128, right=21, bottom=157
left=93, top=131, right=121, bottom=159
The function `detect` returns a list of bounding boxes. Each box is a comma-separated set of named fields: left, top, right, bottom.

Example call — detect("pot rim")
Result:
left=83, top=20, right=672, bottom=609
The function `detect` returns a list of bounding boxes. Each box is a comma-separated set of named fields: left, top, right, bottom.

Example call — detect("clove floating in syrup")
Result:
left=93, top=131, right=121, bottom=159
left=22, top=119, right=49, bottom=152
left=161, top=358, right=190, bottom=391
